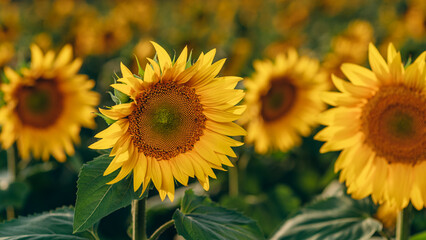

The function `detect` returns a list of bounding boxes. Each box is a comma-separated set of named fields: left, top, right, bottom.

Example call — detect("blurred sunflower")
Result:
left=323, top=20, right=374, bottom=79
left=0, top=42, right=14, bottom=67
left=0, top=44, right=99, bottom=162
left=315, top=43, right=426, bottom=210
left=241, top=49, right=328, bottom=153
left=90, top=42, right=246, bottom=201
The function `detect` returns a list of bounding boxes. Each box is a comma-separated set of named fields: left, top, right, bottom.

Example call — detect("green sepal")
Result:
left=94, top=112, right=116, bottom=125
left=185, top=50, right=193, bottom=69
left=107, top=91, right=121, bottom=105
left=134, top=54, right=145, bottom=77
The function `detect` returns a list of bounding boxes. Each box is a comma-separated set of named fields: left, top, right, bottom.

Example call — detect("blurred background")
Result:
left=0, top=0, right=426, bottom=239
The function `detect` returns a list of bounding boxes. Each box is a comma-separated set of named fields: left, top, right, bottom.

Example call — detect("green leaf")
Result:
left=173, top=190, right=265, bottom=240
left=0, top=207, right=94, bottom=240
left=411, top=231, right=426, bottom=240
left=271, top=195, right=382, bottom=240
left=0, top=181, right=30, bottom=210
left=94, top=112, right=116, bottom=125
left=73, top=154, right=148, bottom=233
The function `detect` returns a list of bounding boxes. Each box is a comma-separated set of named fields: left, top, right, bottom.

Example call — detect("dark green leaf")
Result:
left=271, top=195, right=382, bottom=240
left=0, top=181, right=30, bottom=210
left=73, top=154, right=148, bottom=233
left=0, top=207, right=94, bottom=240
left=173, top=190, right=265, bottom=240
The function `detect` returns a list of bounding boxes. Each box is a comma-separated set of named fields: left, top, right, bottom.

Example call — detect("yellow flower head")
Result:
left=0, top=42, right=14, bottom=67
left=315, top=43, right=426, bottom=211
left=90, top=42, right=246, bottom=201
left=0, top=44, right=100, bottom=162
left=241, top=49, right=328, bottom=153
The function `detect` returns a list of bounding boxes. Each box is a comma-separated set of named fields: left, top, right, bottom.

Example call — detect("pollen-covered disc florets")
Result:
left=90, top=42, right=246, bottom=201
left=128, top=81, right=207, bottom=160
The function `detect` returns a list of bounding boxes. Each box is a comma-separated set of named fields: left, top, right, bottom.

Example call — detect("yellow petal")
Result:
left=331, top=75, right=375, bottom=98
left=340, top=63, right=378, bottom=88
left=107, top=159, right=136, bottom=185
left=54, top=44, right=73, bottom=68
left=174, top=46, right=188, bottom=72
left=174, top=154, right=195, bottom=177
left=89, top=137, right=116, bottom=149
left=158, top=160, right=175, bottom=200
left=120, top=62, right=134, bottom=79
left=205, top=120, right=246, bottom=136
left=150, top=42, right=172, bottom=73
left=386, top=43, right=398, bottom=64
left=203, top=108, right=241, bottom=122
left=320, top=92, right=364, bottom=107
left=30, top=44, right=44, bottom=70
left=319, top=132, right=363, bottom=153
left=94, top=119, right=128, bottom=138
left=4, top=67, right=21, bottom=84
left=368, top=43, right=390, bottom=83
left=389, top=52, right=404, bottom=83
left=150, top=157, right=163, bottom=189
left=133, top=153, right=148, bottom=191
left=111, top=83, right=132, bottom=97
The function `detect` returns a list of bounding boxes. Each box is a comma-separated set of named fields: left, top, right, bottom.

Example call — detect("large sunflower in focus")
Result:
left=90, top=42, right=246, bottom=201
left=315, top=43, right=426, bottom=210
left=241, top=50, right=328, bottom=153
left=0, top=45, right=99, bottom=162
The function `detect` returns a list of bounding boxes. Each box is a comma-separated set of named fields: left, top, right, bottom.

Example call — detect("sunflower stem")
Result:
left=396, top=205, right=411, bottom=240
left=148, top=219, right=174, bottom=240
left=6, top=145, right=16, bottom=220
left=229, top=158, right=239, bottom=197
left=132, top=198, right=147, bottom=240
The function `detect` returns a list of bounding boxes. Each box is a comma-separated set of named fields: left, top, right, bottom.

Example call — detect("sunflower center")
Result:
left=128, top=81, right=206, bottom=160
left=15, top=79, right=64, bottom=128
left=261, top=78, right=296, bottom=122
left=361, top=85, right=426, bottom=164
left=151, top=105, right=182, bottom=135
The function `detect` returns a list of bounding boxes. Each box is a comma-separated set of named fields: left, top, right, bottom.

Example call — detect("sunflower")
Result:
left=0, top=44, right=100, bottom=162
left=90, top=42, right=246, bottom=201
left=241, top=49, right=328, bottom=153
left=315, top=43, right=426, bottom=210
left=0, top=42, right=14, bottom=67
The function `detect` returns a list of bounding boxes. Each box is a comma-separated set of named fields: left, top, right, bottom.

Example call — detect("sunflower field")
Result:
left=0, top=0, right=426, bottom=239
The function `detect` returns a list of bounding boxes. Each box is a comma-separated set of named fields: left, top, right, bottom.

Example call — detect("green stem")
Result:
left=132, top=198, right=147, bottom=240
left=148, top=219, right=174, bottom=240
left=7, top=146, right=16, bottom=182
left=229, top=158, right=239, bottom=197
left=6, top=146, right=16, bottom=220
left=396, top=205, right=411, bottom=240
